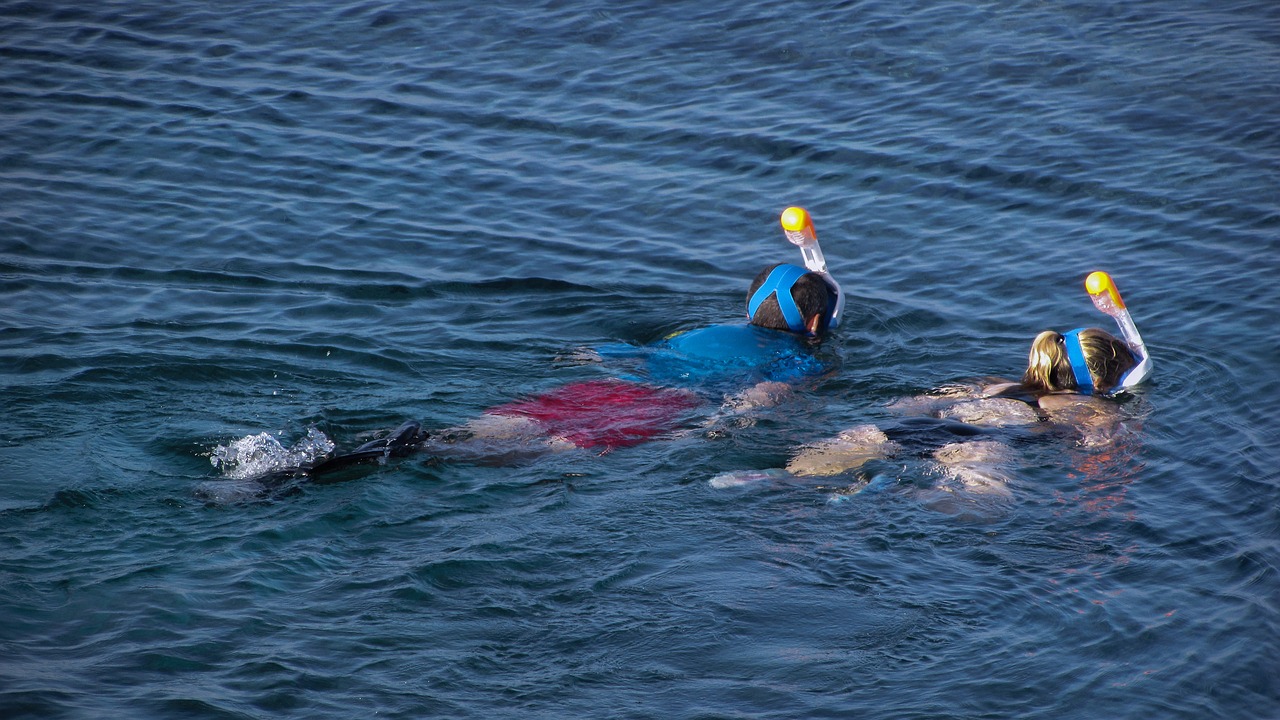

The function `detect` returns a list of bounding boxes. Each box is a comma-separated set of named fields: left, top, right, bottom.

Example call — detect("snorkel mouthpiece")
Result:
left=780, top=207, right=845, bottom=328
left=1083, top=271, right=1151, bottom=389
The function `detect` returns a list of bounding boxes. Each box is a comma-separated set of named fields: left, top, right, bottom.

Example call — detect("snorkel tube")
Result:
left=780, top=207, right=845, bottom=329
left=1084, top=271, right=1152, bottom=389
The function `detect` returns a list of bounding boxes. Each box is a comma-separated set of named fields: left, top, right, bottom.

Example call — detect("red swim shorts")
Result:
left=488, top=379, right=701, bottom=450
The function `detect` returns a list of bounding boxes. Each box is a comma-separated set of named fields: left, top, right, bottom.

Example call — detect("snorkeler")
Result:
left=408, top=253, right=840, bottom=465
left=213, top=207, right=846, bottom=489
left=717, top=271, right=1152, bottom=496
left=925, top=270, right=1150, bottom=421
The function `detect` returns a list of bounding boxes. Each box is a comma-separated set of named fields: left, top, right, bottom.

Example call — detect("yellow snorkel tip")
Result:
left=780, top=206, right=812, bottom=234
left=1085, top=271, right=1125, bottom=310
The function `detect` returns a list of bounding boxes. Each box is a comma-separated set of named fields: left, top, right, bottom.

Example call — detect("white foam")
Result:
left=210, top=427, right=335, bottom=480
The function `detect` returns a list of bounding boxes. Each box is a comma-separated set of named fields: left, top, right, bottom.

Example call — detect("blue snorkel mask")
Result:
left=748, top=206, right=844, bottom=334
left=1062, top=328, right=1099, bottom=393
left=747, top=263, right=812, bottom=333
left=1062, top=271, right=1152, bottom=394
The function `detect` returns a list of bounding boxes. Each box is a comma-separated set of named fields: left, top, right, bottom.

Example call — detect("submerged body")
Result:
left=204, top=320, right=836, bottom=496
left=422, top=322, right=833, bottom=461
left=786, top=376, right=1137, bottom=480
left=787, top=275, right=1152, bottom=494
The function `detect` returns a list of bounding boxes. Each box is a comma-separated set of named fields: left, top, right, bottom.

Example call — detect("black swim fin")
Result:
left=303, top=420, right=426, bottom=481
left=241, top=420, right=426, bottom=487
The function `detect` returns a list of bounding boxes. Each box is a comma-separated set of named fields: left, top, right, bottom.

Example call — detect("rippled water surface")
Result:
left=2, top=1, right=1278, bottom=718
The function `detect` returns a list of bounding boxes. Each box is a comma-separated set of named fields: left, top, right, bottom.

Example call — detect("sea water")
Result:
left=2, top=1, right=1277, bottom=717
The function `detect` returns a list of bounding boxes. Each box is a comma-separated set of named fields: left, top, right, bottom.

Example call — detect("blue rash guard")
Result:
left=596, top=324, right=831, bottom=396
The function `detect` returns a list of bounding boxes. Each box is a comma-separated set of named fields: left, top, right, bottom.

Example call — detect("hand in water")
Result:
left=720, top=381, right=794, bottom=413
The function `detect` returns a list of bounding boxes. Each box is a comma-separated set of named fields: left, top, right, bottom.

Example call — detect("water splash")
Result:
left=209, top=427, right=335, bottom=480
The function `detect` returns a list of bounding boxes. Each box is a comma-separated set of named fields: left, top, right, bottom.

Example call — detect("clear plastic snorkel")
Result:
left=1084, top=271, right=1151, bottom=389
left=780, top=207, right=845, bottom=329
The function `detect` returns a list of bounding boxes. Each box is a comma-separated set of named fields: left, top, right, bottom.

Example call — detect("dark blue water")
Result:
left=2, top=1, right=1278, bottom=717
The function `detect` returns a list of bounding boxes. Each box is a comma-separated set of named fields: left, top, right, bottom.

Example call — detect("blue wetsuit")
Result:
left=476, top=324, right=832, bottom=452
left=597, top=323, right=831, bottom=397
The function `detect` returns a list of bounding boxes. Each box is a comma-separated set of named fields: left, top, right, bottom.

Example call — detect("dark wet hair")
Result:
left=746, top=263, right=834, bottom=336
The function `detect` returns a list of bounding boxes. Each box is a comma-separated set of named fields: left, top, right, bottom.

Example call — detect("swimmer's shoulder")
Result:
left=664, top=323, right=802, bottom=360
left=980, top=380, right=1040, bottom=404
left=1034, top=391, right=1113, bottom=413
left=983, top=383, right=1110, bottom=415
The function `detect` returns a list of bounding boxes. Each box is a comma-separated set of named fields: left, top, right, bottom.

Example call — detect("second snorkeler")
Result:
left=718, top=271, right=1153, bottom=496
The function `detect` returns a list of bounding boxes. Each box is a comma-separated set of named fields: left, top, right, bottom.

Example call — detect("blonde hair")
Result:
left=1022, top=328, right=1136, bottom=394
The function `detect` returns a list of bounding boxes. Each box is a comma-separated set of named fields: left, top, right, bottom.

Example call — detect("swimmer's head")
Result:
left=746, top=263, right=835, bottom=337
left=1022, top=328, right=1137, bottom=394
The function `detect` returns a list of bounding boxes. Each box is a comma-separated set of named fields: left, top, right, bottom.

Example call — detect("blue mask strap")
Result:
left=748, top=264, right=808, bottom=332
left=1063, top=328, right=1094, bottom=394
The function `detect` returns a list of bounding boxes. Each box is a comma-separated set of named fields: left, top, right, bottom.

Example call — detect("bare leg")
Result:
left=930, top=440, right=1015, bottom=497
left=786, top=424, right=899, bottom=478
left=420, top=413, right=577, bottom=463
